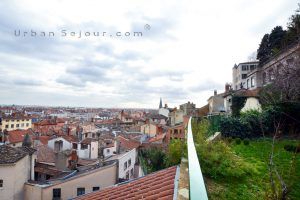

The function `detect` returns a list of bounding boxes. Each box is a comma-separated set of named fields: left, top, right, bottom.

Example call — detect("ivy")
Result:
left=231, top=95, right=247, bottom=117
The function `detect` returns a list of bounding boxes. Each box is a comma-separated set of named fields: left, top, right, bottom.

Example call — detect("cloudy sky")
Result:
left=0, top=0, right=298, bottom=108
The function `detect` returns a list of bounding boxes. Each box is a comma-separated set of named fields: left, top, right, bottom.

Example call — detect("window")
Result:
left=77, top=188, right=85, bottom=196
left=11, top=124, right=14, bottom=128
left=54, top=141, right=63, bottom=152
left=251, top=77, right=255, bottom=87
left=124, top=162, right=127, bottom=170
left=126, top=171, right=129, bottom=179
left=16, top=124, right=19, bottom=128
left=106, top=149, right=110, bottom=153
left=81, top=144, right=88, bottom=150
left=26, top=123, right=29, bottom=127
left=242, top=65, right=247, bottom=70
left=21, top=123, right=24, bottom=127
left=242, top=74, right=247, bottom=79
left=128, top=159, right=131, bottom=167
left=130, top=168, right=134, bottom=178
left=0, top=179, right=3, bottom=188
left=247, top=79, right=250, bottom=89
left=5, top=125, right=8, bottom=129
left=93, top=187, right=100, bottom=191
left=250, top=65, right=255, bottom=70
left=72, top=143, right=78, bottom=149
left=52, top=188, right=61, bottom=200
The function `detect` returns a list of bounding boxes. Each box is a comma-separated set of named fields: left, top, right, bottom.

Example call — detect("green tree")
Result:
left=257, top=34, right=271, bottom=63
left=166, top=139, right=186, bottom=166
left=269, top=26, right=286, bottom=55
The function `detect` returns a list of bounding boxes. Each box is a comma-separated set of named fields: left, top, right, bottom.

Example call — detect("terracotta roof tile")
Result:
left=75, top=166, right=178, bottom=200
left=36, top=145, right=55, bottom=163
left=8, top=129, right=34, bottom=144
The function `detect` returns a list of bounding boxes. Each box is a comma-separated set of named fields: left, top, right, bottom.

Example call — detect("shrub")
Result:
left=243, top=138, right=250, bottom=145
left=235, top=138, right=242, bottom=145
left=220, top=116, right=251, bottom=139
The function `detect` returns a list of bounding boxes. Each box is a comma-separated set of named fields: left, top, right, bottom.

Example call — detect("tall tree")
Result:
left=283, top=3, right=300, bottom=47
left=269, top=26, right=286, bottom=55
left=257, top=34, right=271, bottom=63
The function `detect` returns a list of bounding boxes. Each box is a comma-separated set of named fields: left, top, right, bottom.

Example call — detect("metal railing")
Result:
left=187, top=117, right=208, bottom=200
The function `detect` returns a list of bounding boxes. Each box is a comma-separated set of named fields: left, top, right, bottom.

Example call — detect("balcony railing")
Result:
left=187, top=117, right=208, bottom=200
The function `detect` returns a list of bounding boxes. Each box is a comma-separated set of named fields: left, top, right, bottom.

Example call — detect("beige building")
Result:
left=207, top=90, right=225, bottom=115
left=140, top=122, right=159, bottom=137
left=1, top=115, right=32, bottom=131
left=169, top=108, right=184, bottom=126
left=24, top=162, right=117, bottom=200
left=0, top=145, right=36, bottom=200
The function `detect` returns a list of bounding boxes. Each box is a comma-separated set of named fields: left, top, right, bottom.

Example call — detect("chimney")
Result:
left=225, top=83, right=230, bottom=92
left=214, top=90, right=217, bottom=96
left=54, top=151, right=70, bottom=171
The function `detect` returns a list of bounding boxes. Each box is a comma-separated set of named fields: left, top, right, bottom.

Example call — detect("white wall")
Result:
left=77, top=141, right=98, bottom=159
left=48, top=137, right=72, bottom=151
left=118, top=148, right=136, bottom=180
left=158, top=108, right=169, bottom=118
left=241, top=97, right=262, bottom=112
left=90, top=141, right=98, bottom=159
left=103, top=142, right=116, bottom=158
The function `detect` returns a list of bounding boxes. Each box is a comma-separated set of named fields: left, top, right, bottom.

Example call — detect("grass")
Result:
left=205, top=139, right=300, bottom=200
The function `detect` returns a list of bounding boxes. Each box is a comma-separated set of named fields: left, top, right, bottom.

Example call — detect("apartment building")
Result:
left=1, top=115, right=32, bottom=131
left=232, top=61, right=259, bottom=90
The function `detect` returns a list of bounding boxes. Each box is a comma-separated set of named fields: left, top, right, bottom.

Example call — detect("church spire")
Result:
left=159, top=97, right=163, bottom=109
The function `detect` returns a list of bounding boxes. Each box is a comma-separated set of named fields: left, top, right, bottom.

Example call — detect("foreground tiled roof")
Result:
left=0, top=145, right=28, bottom=164
left=75, top=166, right=178, bottom=200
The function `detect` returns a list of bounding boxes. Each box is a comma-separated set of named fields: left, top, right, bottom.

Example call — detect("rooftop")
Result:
left=75, top=166, right=179, bottom=200
left=0, top=145, right=29, bottom=164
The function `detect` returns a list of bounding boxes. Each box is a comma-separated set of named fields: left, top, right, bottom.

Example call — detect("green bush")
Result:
left=235, top=138, right=242, bottom=145
left=243, top=138, right=250, bottom=145
left=220, top=116, right=251, bottom=139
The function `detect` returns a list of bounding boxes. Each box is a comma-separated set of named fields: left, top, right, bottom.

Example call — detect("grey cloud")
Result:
left=13, top=79, right=42, bottom=86
left=189, top=80, right=224, bottom=92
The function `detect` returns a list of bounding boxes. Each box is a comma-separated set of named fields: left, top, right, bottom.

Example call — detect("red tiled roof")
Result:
left=117, top=135, right=140, bottom=150
left=149, top=133, right=166, bottom=143
left=8, top=129, right=33, bottom=144
left=60, top=135, right=78, bottom=143
left=36, top=145, right=55, bottom=163
left=37, top=136, right=50, bottom=145
left=75, top=166, right=178, bottom=200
